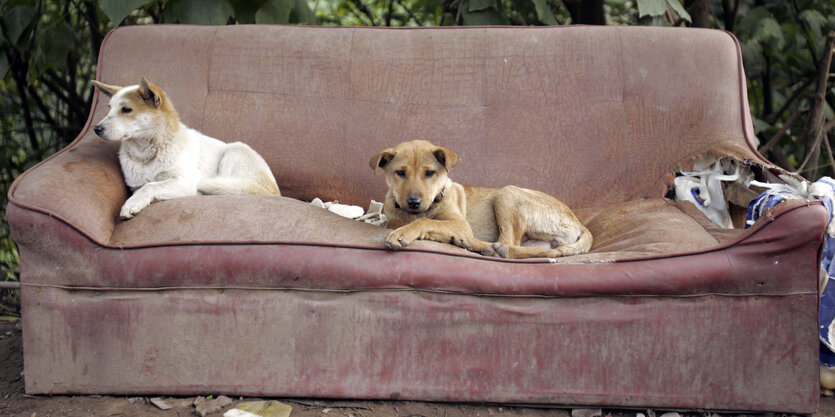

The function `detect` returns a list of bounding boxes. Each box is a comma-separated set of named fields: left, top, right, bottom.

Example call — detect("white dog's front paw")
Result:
left=120, top=195, right=151, bottom=219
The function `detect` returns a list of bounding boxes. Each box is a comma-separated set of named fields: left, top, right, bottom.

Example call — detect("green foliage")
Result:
left=101, top=0, right=150, bottom=25
left=97, top=0, right=316, bottom=25
left=732, top=1, right=835, bottom=178
left=634, top=0, right=690, bottom=25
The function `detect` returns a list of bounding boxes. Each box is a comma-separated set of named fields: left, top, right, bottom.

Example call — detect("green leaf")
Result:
left=233, top=0, right=265, bottom=23
left=639, top=14, right=669, bottom=27
left=636, top=0, right=666, bottom=18
left=467, top=0, right=494, bottom=13
left=799, top=9, right=825, bottom=41
left=440, top=12, right=455, bottom=26
left=755, top=16, right=785, bottom=50
left=100, top=0, right=152, bottom=25
left=169, top=0, right=236, bottom=25
left=256, top=0, right=293, bottom=24
left=27, top=43, right=48, bottom=81
left=2, top=5, right=36, bottom=45
left=739, top=7, right=785, bottom=51
left=290, top=0, right=315, bottom=24
left=738, top=6, right=770, bottom=35
left=665, top=0, right=690, bottom=23
left=752, top=118, right=771, bottom=135
left=460, top=2, right=509, bottom=25
left=740, top=38, right=764, bottom=76
left=39, top=24, right=75, bottom=67
left=531, top=0, right=558, bottom=25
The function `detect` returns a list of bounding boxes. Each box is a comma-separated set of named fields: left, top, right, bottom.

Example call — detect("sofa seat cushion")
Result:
left=108, top=196, right=733, bottom=263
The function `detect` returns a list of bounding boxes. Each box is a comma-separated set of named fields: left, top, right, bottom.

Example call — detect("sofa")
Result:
left=7, top=24, right=827, bottom=413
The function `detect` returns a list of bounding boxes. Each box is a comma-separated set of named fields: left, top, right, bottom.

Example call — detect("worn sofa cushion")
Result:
left=109, top=196, right=725, bottom=264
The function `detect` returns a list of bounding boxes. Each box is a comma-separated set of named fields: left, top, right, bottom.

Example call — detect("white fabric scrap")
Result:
left=310, top=198, right=387, bottom=226
left=674, top=155, right=751, bottom=228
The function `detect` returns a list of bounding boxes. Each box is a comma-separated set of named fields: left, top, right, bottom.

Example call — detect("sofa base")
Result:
left=22, top=285, right=818, bottom=413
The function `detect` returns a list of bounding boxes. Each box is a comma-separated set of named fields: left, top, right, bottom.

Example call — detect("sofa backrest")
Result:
left=92, top=25, right=764, bottom=208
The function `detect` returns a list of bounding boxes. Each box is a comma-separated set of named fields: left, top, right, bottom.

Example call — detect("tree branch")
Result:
left=801, top=32, right=835, bottom=180
left=6, top=49, right=40, bottom=154
left=758, top=107, right=809, bottom=154
left=386, top=0, right=393, bottom=26
left=81, top=0, right=103, bottom=57
left=765, top=78, right=814, bottom=124
left=41, top=70, right=87, bottom=122
left=823, top=132, right=835, bottom=178
left=397, top=0, right=423, bottom=26
left=766, top=145, right=794, bottom=171
left=348, top=0, right=378, bottom=26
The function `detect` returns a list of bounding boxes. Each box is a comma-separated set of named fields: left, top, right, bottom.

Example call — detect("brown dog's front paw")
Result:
left=450, top=236, right=470, bottom=250
left=385, top=237, right=404, bottom=251
left=482, top=242, right=508, bottom=258
left=385, top=229, right=413, bottom=251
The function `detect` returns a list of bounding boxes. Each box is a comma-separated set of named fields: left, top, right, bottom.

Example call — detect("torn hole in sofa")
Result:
left=667, top=151, right=820, bottom=231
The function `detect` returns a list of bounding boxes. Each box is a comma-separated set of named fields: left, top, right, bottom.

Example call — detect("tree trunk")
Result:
left=563, top=0, right=604, bottom=25
left=685, top=0, right=710, bottom=28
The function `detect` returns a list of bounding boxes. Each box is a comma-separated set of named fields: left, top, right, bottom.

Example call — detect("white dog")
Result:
left=92, top=77, right=280, bottom=219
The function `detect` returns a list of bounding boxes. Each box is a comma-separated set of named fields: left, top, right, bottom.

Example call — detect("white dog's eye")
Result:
left=121, top=107, right=132, bottom=114
left=395, top=170, right=406, bottom=178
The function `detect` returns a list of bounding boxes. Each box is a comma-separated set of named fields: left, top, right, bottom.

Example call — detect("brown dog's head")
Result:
left=369, top=140, right=461, bottom=214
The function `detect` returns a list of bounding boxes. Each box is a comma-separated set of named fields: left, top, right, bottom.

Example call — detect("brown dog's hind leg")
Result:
left=481, top=189, right=528, bottom=258
left=482, top=187, right=592, bottom=259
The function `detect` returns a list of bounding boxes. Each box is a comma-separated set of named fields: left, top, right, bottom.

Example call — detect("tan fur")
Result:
left=370, top=140, right=592, bottom=259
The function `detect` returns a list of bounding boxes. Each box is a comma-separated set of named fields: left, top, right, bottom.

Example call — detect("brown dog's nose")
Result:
left=406, top=196, right=422, bottom=210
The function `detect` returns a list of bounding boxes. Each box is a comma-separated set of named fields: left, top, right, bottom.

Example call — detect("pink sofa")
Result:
left=7, top=24, right=826, bottom=412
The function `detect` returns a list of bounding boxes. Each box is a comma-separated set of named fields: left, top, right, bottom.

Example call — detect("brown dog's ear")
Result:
left=369, top=149, right=396, bottom=175
left=91, top=80, right=121, bottom=98
left=139, top=77, right=163, bottom=108
left=433, top=146, right=461, bottom=172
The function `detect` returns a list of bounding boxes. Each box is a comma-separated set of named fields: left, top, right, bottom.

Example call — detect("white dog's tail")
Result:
left=198, top=177, right=281, bottom=196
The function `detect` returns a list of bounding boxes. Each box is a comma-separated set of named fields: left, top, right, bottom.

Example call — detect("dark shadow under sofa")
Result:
left=7, top=24, right=828, bottom=413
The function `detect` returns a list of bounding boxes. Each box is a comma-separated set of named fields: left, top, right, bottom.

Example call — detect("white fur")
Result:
left=93, top=81, right=279, bottom=219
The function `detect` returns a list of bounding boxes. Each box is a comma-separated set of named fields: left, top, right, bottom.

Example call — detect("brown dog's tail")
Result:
left=198, top=177, right=281, bottom=196
left=553, top=226, right=593, bottom=257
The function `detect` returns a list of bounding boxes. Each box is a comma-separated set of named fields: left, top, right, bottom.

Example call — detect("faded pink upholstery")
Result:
left=7, top=25, right=826, bottom=412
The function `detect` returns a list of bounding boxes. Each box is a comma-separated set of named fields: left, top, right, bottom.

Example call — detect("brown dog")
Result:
left=370, top=140, right=592, bottom=259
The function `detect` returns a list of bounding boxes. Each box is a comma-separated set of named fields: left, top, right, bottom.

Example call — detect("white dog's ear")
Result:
left=433, top=146, right=461, bottom=172
left=369, top=149, right=396, bottom=175
left=91, top=80, right=121, bottom=98
left=139, top=77, right=162, bottom=108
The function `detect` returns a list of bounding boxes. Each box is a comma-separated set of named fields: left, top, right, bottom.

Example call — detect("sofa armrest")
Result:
left=8, top=135, right=126, bottom=244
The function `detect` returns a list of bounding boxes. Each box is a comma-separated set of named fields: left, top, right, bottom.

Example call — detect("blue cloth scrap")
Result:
left=744, top=189, right=795, bottom=228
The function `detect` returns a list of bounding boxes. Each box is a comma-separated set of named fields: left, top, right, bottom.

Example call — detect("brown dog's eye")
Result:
left=121, top=107, right=132, bottom=114
left=395, top=170, right=406, bottom=178
left=425, top=170, right=435, bottom=178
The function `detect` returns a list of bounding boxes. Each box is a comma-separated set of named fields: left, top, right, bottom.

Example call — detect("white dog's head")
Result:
left=91, top=77, right=179, bottom=142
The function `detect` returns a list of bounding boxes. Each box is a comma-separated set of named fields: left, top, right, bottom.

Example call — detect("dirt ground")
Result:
left=1, top=320, right=834, bottom=417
